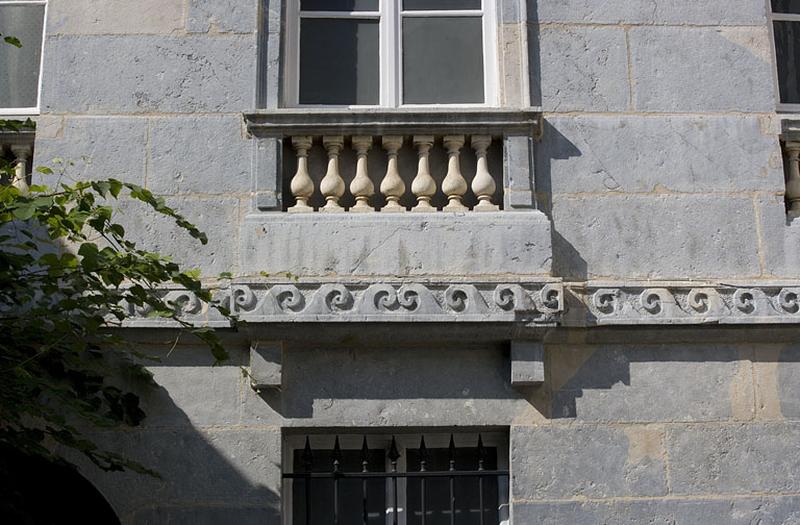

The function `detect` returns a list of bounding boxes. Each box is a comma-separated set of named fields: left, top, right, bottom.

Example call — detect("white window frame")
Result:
left=283, top=0, right=499, bottom=109
left=0, top=0, right=47, bottom=117
left=282, top=432, right=510, bottom=525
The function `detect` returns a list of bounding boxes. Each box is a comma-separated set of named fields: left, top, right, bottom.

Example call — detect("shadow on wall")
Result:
left=534, top=121, right=587, bottom=281
left=63, top=335, right=281, bottom=525
left=254, top=342, right=551, bottom=423
left=547, top=338, right=800, bottom=420
left=526, top=4, right=590, bottom=280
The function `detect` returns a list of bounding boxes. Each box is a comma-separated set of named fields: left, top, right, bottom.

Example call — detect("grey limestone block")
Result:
left=511, top=425, right=668, bottom=500
left=32, top=117, right=148, bottom=185
left=550, top=194, right=762, bottom=280
left=777, top=343, right=800, bottom=420
left=113, top=196, right=242, bottom=277
left=148, top=116, right=252, bottom=195
left=240, top=211, right=553, bottom=277
left=513, top=496, right=800, bottom=525
left=666, top=422, right=800, bottom=495
left=41, top=35, right=257, bottom=114
left=186, top=0, right=259, bottom=34
left=510, top=340, right=545, bottom=386
left=131, top=507, right=278, bottom=525
left=78, top=427, right=281, bottom=518
left=537, top=116, right=784, bottom=195
left=249, top=341, right=282, bottom=390
left=759, top=193, right=800, bottom=278
left=46, top=0, right=184, bottom=35
left=534, top=0, right=768, bottom=25
left=548, top=344, right=751, bottom=422
left=537, top=26, right=629, bottom=112
left=274, top=345, right=543, bottom=427
left=629, top=26, right=775, bottom=112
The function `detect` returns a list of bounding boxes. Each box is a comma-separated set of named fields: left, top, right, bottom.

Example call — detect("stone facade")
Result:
left=11, top=0, right=800, bottom=523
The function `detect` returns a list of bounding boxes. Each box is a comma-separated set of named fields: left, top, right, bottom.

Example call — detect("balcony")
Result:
left=241, top=109, right=553, bottom=279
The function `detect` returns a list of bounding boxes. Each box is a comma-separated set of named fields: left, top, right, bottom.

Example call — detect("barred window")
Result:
left=282, top=432, right=510, bottom=525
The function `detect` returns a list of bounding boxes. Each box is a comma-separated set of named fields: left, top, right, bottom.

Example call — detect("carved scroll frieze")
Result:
left=123, top=280, right=565, bottom=326
left=576, top=284, right=800, bottom=325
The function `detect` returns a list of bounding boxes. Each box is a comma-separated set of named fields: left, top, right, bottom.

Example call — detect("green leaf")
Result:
left=12, top=203, right=35, bottom=220
left=4, top=36, right=22, bottom=48
left=36, top=166, right=54, bottom=175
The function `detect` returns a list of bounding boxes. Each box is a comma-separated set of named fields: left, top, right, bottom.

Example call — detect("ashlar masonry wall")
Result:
left=22, top=0, right=800, bottom=524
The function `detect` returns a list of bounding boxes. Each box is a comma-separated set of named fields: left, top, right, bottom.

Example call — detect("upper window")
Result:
left=0, top=0, right=46, bottom=115
left=284, top=0, right=497, bottom=107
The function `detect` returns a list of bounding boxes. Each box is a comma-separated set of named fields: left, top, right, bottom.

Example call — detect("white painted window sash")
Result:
left=285, top=0, right=499, bottom=109
left=768, top=0, right=800, bottom=112
left=0, top=0, right=47, bottom=116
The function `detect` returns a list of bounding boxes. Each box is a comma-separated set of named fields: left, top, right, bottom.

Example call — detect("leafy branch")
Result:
left=0, top=118, right=234, bottom=475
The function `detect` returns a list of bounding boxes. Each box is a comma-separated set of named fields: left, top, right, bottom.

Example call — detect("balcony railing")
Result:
left=244, top=109, right=542, bottom=213
left=0, top=126, right=34, bottom=190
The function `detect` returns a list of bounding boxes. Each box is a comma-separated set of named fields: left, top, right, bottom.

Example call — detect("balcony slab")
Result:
left=239, top=211, right=553, bottom=278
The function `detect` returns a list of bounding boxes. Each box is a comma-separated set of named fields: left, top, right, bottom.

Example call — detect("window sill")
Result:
left=244, top=108, right=542, bottom=139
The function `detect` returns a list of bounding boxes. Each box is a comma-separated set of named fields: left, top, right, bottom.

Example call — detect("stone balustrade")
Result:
left=285, top=133, right=500, bottom=213
left=781, top=120, right=800, bottom=221
left=0, top=128, right=34, bottom=191
left=245, top=110, right=542, bottom=213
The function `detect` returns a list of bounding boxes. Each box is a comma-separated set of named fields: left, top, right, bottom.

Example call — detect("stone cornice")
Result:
left=120, top=280, right=800, bottom=328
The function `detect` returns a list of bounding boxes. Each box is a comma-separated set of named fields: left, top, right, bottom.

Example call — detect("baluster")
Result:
left=380, top=136, right=405, bottom=212
left=411, top=136, right=436, bottom=212
left=350, top=136, right=375, bottom=212
left=419, top=436, right=428, bottom=525
left=477, top=435, right=485, bottom=525
left=785, top=141, right=800, bottom=219
left=10, top=144, right=31, bottom=193
left=333, top=436, right=342, bottom=525
left=288, top=136, right=314, bottom=213
left=361, top=436, right=369, bottom=525
left=320, top=136, right=345, bottom=212
left=302, top=437, right=313, bottom=525
left=448, top=435, right=456, bottom=525
left=471, top=135, right=498, bottom=211
left=388, top=436, right=400, bottom=525
left=442, top=136, right=467, bottom=211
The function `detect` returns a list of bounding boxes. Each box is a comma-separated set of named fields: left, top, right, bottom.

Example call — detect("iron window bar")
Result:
left=284, top=434, right=509, bottom=525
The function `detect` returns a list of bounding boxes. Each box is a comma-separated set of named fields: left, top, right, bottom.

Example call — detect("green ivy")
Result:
left=0, top=118, right=233, bottom=475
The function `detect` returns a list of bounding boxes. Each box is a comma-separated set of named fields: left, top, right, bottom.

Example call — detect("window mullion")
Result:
left=382, top=0, right=400, bottom=107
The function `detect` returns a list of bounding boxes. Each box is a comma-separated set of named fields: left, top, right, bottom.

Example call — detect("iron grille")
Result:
left=283, top=434, right=509, bottom=525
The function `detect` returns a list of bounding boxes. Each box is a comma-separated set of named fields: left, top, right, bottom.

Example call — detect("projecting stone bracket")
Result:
left=248, top=341, right=283, bottom=391
left=510, top=340, right=545, bottom=387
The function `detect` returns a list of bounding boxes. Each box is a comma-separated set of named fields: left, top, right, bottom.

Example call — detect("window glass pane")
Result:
left=406, top=447, right=499, bottom=525
left=402, top=17, right=484, bottom=104
left=292, top=448, right=386, bottom=525
left=772, top=0, right=800, bottom=14
left=774, top=21, right=800, bottom=104
left=299, top=18, right=379, bottom=105
left=404, top=0, right=481, bottom=10
left=0, top=4, right=44, bottom=109
left=301, top=0, right=378, bottom=11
